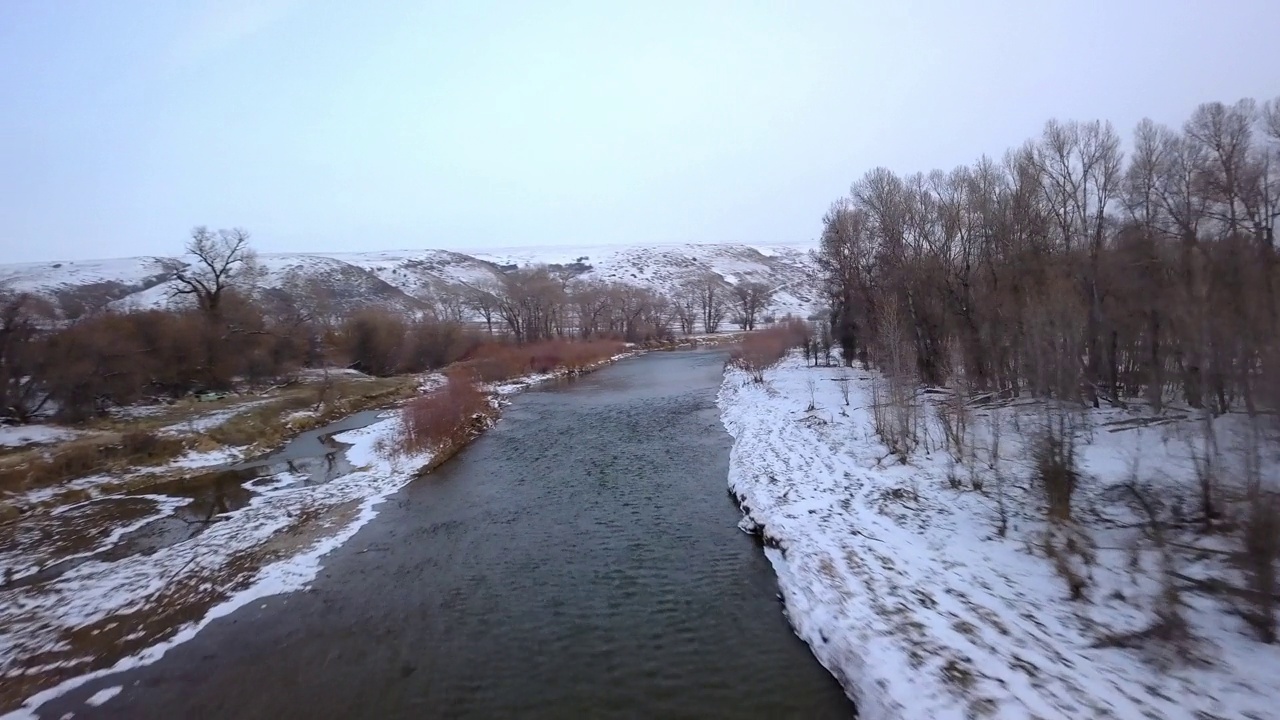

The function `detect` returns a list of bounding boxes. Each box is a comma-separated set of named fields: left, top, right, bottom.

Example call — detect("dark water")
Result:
left=42, top=350, right=853, bottom=719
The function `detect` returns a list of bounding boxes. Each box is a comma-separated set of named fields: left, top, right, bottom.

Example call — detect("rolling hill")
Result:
left=0, top=241, right=822, bottom=321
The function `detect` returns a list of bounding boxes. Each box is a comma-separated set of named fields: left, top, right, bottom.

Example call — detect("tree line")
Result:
left=1, top=229, right=780, bottom=424
left=819, top=97, right=1280, bottom=414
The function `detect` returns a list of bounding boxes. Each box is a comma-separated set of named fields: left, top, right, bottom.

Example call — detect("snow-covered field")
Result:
left=719, top=354, right=1280, bottom=720
left=0, top=425, right=80, bottom=448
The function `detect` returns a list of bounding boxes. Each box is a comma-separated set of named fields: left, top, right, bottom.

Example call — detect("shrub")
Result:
left=341, top=309, right=407, bottom=376
left=730, top=320, right=811, bottom=382
left=398, top=321, right=483, bottom=374
left=1034, top=412, right=1079, bottom=522
left=400, top=371, right=489, bottom=455
left=462, top=339, right=626, bottom=383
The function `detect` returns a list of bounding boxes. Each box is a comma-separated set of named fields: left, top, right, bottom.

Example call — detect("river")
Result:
left=39, top=350, right=853, bottom=719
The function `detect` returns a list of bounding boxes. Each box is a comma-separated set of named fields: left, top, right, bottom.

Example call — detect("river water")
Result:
left=41, top=350, right=853, bottom=719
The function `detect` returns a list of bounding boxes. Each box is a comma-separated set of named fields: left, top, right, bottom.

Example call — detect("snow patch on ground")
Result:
left=82, top=686, right=120, bottom=707
left=0, top=495, right=189, bottom=583
left=158, top=399, right=273, bottom=436
left=0, top=425, right=80, bottom=448
left=718, top=355, right=1280, bottom=720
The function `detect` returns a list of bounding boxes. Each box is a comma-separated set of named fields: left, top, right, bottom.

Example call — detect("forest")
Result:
left=819, top=97, right=1280, bottom=413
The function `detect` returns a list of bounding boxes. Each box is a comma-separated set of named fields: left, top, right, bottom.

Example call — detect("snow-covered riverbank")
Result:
left=0, top=412, right=429, bottom=719
left=719, top=354, right=1280, bottom=719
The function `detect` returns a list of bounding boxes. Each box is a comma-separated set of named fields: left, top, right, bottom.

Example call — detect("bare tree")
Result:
left=691, top=273, right=728, bottom=333
left=732, top=281, right=775, bottom=331
left=673, top=282, right=699, bottom=335
left=462, top=283, right=502, bottom=336
left=492, top=266, right=565, bottom=343
left=0, top=294, right=53, bottom=422
left=163, top=227, right=260, bottom=317
left=430, top=288, right=467, bottom=324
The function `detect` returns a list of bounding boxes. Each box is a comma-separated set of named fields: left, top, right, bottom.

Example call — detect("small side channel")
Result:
left=1, top=409, right=391, bottom=590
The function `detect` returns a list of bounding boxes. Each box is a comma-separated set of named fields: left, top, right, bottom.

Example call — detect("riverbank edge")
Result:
left=0, top=350, right=642, bottom=720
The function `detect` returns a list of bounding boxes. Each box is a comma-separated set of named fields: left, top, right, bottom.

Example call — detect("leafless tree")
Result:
left=690, top=273, right=729, bottom=333
left=463, top=283, right=502, bottom=335
left=430, top=288, right=467, bottom=324
left=0, top=293, right=53, bottom=421
left=673, top=282, right=699, bottom=335
left=162, top=227, right=261, bottom=316
left=732, top=281, right=775, bottom=331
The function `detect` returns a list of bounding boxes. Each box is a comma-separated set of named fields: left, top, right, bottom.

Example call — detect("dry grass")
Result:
left=205, top=376, right=415, bottom=451
left=0, top=432, right=187, bottom=496
left=0, top=376, right=417, bottom=499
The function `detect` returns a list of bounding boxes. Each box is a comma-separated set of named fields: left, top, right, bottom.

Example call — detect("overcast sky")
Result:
left=1, top=0, right=1277, bottom=263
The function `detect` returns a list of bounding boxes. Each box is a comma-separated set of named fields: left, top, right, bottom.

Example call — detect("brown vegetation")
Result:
left=819, top=97, right=1280, bottom=416
left=462, top=339, right=627, bottom=383
left=399, top=371, right=491, bottom=457
left=0, top=431, right=186, bottom=495
left=819, top=95, right=1280, bottom=639
left=730, top=317, right=811, bottom=382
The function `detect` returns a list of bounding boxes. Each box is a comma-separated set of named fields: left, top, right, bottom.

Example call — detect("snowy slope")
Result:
left=0, top=258, right=173, bottom=316
left=471, top=241, right=819, bottom=317
left=0, top=241, right=821, bottom=319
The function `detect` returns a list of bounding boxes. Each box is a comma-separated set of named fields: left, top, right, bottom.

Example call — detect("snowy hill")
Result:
left=0, top=241, right=821, bottom=320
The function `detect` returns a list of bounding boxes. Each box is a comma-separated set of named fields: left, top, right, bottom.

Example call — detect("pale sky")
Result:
left=1, top=0, right=1277, bottom=263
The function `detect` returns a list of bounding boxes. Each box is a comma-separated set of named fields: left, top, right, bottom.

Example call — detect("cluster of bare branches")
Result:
left=819, top=97, right=1280, bottom=413
left=450, top=266, right=775, bottom=342
left=456, top=269, right=676, bottom=343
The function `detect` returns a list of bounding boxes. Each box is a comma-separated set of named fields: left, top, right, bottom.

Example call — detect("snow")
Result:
left=0, top=494, right=189, bottom=583
left=169, top=447, right=242, bottom=469
left=1, top=241, right=822, bottom=320
left=471, top=241, right=819, bottom=318
left=6, top=474, right=117, bottom=507
left=0, top=414, right=429, bottom=720
left=0, top=424, right=80, bottom=447
left=0, top=257, right=165, bottom=295
left=159, top=399, right=273, bottom=436
left=719, top=354, right=1280, bottom=720
left=82, top=687, right=120, bottom=707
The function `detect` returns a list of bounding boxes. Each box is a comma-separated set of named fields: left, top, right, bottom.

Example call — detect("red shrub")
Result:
left=400, top=371, right=489, bottom=454
left=731, top=321, right=810, bottom=382
left=462, top=339, right=626, bottom=382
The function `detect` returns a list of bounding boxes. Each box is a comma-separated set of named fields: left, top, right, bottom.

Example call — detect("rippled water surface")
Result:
left=47, top=350, right=854, bottom=719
